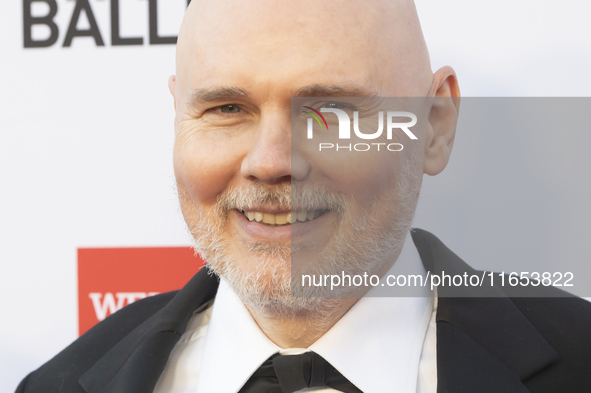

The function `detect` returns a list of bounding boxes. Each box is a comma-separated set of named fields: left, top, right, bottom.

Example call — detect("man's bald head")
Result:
left=173, top=0, right=435, bottom=105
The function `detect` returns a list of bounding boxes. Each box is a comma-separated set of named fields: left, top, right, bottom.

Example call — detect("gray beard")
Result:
left=181, top=157, right=421, bottom=327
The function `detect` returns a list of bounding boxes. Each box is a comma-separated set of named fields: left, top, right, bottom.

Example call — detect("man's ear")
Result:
left=168, top=75, right=177, bottom=110
left=423, top=66, right=460, bottom=176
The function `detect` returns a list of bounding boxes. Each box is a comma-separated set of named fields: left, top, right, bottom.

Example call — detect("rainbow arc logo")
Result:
left=302, top=106, right=329, bottom=130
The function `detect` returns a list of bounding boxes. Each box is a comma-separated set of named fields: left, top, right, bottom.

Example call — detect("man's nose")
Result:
left=240, top=113, right=310, bottom=183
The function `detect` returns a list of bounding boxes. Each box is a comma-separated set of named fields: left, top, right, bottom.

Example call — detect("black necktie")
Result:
left=238, top=351, right=363, bottom=393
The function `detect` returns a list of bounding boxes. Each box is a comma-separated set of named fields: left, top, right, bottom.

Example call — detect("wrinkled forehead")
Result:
left=176, top=0, right=431, bottom=98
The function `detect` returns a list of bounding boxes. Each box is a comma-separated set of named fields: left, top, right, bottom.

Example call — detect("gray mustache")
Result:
left=216, top=181, right=347, bottom=215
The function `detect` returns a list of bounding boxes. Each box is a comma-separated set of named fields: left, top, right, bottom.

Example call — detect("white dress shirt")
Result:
left=154, top=233, right=437, bottom=393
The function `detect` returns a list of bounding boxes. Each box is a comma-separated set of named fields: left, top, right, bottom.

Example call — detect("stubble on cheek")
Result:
left=176, top=179, right=230, bottom=266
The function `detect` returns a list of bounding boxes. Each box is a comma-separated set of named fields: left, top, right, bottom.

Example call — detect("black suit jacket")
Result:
left=16, top=229, right=591, bottom=393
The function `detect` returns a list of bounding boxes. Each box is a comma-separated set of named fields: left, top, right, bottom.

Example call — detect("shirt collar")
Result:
left=195, top=277, right=280, bottom=393
left=309, top=233, right=434, bottom=393
left=196, top=232, right=434, bottom=393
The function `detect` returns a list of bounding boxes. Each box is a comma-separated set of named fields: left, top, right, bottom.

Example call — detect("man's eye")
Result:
left=219, top=104, right=241, bottom=113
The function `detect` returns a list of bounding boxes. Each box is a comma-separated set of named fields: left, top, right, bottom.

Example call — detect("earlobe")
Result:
left=168, top=75, right=177, bottom=110
left=423, top=67, right=460, bottom=176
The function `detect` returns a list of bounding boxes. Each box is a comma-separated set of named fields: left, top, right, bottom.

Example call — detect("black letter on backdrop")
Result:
left=63, top=0, right=105, bottom=47
left=148, top=0, right=177, bottom=44
left=111, top=0, right=143, bottom=45
left=23, top=0, right=59, bottom=48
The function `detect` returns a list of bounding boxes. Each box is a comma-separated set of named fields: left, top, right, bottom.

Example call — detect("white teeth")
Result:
left=275, top=213, right=288, bottom=225
left=262, top=213, right=276, bottom=224
left=242, top=210, right=325, bottom=225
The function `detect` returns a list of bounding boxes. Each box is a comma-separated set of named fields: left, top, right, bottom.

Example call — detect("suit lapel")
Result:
left=411, top=229, right=560, bottom=393
left=79, top=267, right=219, bottom=393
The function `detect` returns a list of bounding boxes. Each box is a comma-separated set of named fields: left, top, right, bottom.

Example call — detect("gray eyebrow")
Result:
left=187, top=86, right=249, bottom=106
left=294, top=84, right=378, bottom=97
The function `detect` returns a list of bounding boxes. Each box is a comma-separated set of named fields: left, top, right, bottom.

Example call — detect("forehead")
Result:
left=177, top=0, right=419, bottom=98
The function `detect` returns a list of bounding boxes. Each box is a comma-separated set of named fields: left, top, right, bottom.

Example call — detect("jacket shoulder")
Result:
left=412, top=228, right=591, bottom=390
left=512, top=296, right=591, bottom=391
left=16, top=291, right=178, bottom=393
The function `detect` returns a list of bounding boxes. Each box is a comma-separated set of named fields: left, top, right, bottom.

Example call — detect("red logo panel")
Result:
left=78, top=247, right=205, bottom=336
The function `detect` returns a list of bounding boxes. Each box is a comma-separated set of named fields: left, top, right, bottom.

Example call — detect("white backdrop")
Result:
left=1, top=0, right=590, bottom=391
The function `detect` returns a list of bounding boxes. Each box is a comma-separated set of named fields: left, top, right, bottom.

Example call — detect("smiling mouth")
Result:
left=237, top=209, right=329, bottom=227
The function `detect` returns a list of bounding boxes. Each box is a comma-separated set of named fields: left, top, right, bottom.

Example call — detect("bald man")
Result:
left=16, top=0, right=591, bottom=392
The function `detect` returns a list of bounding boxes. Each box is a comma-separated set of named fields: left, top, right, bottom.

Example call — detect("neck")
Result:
left=244, top=297, right=361, bottom=348
left=240, top=249, right=401, bottom=348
